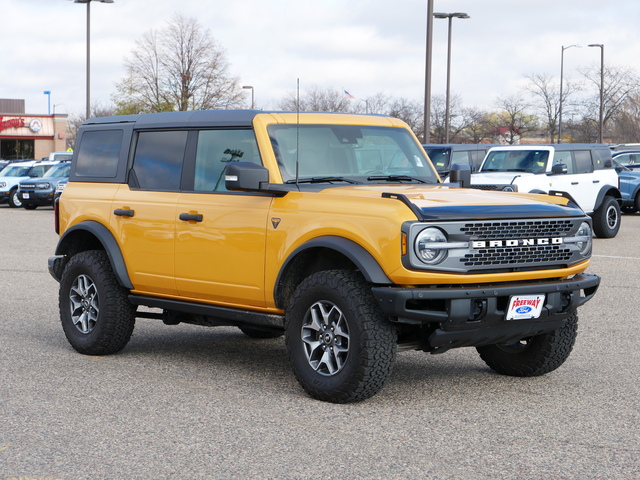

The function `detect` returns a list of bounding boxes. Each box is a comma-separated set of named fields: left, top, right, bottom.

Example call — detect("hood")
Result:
left=470, top=172, right=535, bottom=184
left=320, top=184, right=584, bottom=221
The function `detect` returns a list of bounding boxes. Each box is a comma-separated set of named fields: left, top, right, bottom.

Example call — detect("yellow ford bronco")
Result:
left=49, top=111, right=600, bottom=403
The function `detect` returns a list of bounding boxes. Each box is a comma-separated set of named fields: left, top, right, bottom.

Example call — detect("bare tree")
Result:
left=66, top=102, right=116, bottom=150
left=278, top=86, right=356, bottom=113
left=578, top=63, right=640, bottom=141
left=461, top=107, right=493, bottom=143
left=113, top=14, right=245, bottom=114
left=493, top=94, right=538, bottom=144
left=523, top=72, right=578, bottom=142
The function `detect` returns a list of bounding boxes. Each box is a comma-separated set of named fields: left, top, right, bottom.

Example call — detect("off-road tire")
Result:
left=285, top=270, right=397, bottom=403
left=476, top=313, right=578, bottom=377
left=238, top=326, right=284, bottom=339
left=592, top=196, right=620, bottom=238
left=8, top=188, right=21, bottom=208
left=59, top=250, right=136, bottom=355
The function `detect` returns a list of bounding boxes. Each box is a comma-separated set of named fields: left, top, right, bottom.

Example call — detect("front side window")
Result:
left=132, top=130, right=188, bottom=191
left=193, top=129, right=260, bottom=192
left=268, top=125, right=436, bottom=183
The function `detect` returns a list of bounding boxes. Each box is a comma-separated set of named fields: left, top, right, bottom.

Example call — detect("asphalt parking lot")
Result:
left=1, top=204, right=638, bottom=480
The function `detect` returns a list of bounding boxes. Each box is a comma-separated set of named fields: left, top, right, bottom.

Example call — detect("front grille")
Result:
left=470, top=184, right=501, bottom=191
left=461, top=220, right=574, bottom=239
left=19, top=184, right=36, bottom=191
left=460, top=220, right=574, bottom=268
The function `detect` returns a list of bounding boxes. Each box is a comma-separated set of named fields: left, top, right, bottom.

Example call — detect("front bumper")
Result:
left=18, top=190, right=54, bottom=206
left=372, top=273, right=600, bottom=351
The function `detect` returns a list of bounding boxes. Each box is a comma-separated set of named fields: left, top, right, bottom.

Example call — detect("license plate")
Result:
left=506, top=294, right=545, bottom=320
left=22, top=193, right=29, bottom=199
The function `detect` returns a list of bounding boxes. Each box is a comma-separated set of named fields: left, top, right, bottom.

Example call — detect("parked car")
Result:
left=611, top=150, right=640, bottom=169
left=54, top=179, right=68, bottom=200
left=423, top=144, right=497, bottom=176
left=18, top=162, right=71, bottom=209
left=612, top=158, right=640, bottom=213
left=468, top=144, right=622, bottom=238
left=0, top=160, right=60, bottom=207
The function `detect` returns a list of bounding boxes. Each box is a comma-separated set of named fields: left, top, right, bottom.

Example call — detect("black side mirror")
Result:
left=551, top=163, right=568, bottom=175
left=449, top=163, right=472, bottom=188
left=225, top=162, right=269, bottom=192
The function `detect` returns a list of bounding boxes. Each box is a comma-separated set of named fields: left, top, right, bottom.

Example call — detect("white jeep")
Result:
left=469, top=144, right=622, bottom=238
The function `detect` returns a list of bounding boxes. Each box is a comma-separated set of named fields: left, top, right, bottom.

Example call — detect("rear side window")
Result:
left=132, top=131, right=188, bottom=191
left=76, top=130, right=123, bottom=178
left=573, top=150, right=593, bottom=174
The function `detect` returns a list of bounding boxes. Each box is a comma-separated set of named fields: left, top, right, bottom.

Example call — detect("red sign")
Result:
left=0, top=116, right=26, bottom=132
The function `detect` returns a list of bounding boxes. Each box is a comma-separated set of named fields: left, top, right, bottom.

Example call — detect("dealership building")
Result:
left=0, top=98, right=68, bottom=160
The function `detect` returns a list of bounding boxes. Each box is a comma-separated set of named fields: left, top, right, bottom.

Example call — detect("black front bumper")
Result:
left=372, top=273, right=600, bottom=351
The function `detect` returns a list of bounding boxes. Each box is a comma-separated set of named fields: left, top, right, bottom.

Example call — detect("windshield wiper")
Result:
left=285, top=176, right=361, bottom=184
left=367, top=175, right=430, bottom=183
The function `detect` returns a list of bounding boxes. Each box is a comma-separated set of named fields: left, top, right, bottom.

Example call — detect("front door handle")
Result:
left=114, top=209, right=135, bottom=217
left=179, top=213, right=203, bottom=222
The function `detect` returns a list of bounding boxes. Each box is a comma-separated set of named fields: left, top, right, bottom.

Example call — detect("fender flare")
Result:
left=593, top=185, right=622, bottom=211
left=56, top=220, right=133, bottom=289
left=274, top=236, right=392, bottom=306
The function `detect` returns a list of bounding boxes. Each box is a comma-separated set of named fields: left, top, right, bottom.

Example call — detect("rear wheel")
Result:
left=592, top=196, right=620, bottom=238
left=23, top=204, right=37, bottom=210
left=8, top=188, right=21, bottom=208
left=476, top=313, right=578, bottom=377
left=285, top=270, right=396, bottom=403
left=59, top=250, right=136, bottom=355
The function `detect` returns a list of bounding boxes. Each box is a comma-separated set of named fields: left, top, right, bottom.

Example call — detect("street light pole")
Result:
left=423, top=0, right=434, bottom=143
left=74, top=0, right=114, bottom=120
left=558, top=44, right=580, bottom=144
left=589, top=43, right=605, bottom=143
left=242, top=85, right=255, bottom=109
left=43, top=91, right=51, bottom=115
left=434, top=12, right=470, bottom=143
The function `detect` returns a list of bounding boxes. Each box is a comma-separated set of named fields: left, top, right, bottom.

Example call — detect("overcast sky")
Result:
left=2, top=0, right=639, bottom=117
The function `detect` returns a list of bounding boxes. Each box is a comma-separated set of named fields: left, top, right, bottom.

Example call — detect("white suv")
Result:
left=469, top=144, right=621, bottom=238
left=0, top=160, right=60, bottom=208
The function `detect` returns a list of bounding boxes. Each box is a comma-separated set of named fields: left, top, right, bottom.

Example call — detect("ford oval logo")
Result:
left=515, top=306, right=533, bottom=314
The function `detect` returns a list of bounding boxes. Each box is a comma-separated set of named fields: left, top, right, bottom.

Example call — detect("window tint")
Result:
left=193, top=129, right=260, bottom=192
left=573, top=150, right=593, bottom=174
left=133, top=131, right=188, bottom=190
left=76, top=130, right=123, bottom=178
left=553, top=150, right=574, bottom=174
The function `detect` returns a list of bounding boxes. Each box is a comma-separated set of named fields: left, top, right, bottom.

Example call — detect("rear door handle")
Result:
left=179, top=213, right=203, bottom=222
left=114, top=209, right=135, bottom=217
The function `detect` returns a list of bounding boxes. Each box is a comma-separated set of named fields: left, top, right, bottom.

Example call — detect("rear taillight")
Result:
left=54, top=197, right=60, bottom=234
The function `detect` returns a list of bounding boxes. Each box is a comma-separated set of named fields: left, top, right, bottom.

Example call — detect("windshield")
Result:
left=268, top=125, right=437, bottom=183
left=0, top=165, right=31, bottom=177
left=42, top=163, right=71, bottom=178
left=480, top=150, right=549, bottom=173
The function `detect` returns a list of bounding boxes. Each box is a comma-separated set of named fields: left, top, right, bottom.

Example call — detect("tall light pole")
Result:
left=43, top=91, right=51, bottom=115
left=423, top=0, right=435, bottom=143
left=74, top=0, right=114, bottom=120
left=434, top=12, right=470, bottom=143
left=243, top=85, right=255, bottom=109
left=589, top=43, right=605, bottom=143
left=558, top=44, right=580, bottom=144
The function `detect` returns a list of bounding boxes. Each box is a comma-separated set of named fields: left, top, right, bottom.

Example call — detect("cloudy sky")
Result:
left=2, top=0, right=639, bottom=116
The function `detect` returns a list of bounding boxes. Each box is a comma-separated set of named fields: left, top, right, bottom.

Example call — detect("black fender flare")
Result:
left=55, top=220, right=133, bottom=289
left=593, top=185, right=622, bottom=211
left=274, top=236, right=392, bottom=306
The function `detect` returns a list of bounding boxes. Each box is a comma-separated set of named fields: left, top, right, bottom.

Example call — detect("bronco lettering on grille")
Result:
left=472, top=238, right=564, bottom=248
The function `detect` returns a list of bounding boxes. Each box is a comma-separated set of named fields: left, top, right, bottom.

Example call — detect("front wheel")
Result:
left=285, top=270, right=397, bottom=403
left=59, top=250, right=136, bottom=355
left=592, top=196, right=620, bottom=238
left=476, top=313, right=578, bottom=377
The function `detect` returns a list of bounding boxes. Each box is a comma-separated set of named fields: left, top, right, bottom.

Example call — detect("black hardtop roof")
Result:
left=423, top=144, right=497, bottom=151
left=488, top=143, right=610, bottom=151
left=83, top=110, right=262, bottom=129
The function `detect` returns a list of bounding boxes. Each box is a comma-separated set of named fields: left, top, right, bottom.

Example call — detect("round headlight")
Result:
left=415, top=227, right=448, bottom=264
left=36, top=182, right=51, bottom=189
left=575, top=222, right=592, bottom=256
